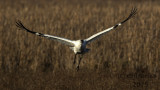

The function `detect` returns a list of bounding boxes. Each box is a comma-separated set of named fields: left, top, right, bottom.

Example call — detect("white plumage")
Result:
left=16, top=8, right=137, bottom=71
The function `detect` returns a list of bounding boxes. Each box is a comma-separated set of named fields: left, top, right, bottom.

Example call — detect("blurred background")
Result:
left=0, top=0, right=160, bottom=89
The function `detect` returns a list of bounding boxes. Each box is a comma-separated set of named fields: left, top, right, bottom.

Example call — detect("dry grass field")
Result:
left=0, top=0, right=160, bottom=89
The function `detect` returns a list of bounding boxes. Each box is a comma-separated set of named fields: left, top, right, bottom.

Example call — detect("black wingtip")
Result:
left=121, top=7, right=137, bottom=24
left=16, top=20, right=23, bottom=29
left=15, top=20, right=38, bottom=34
left=129, top=7, right=137, bottom=19
left=16, top=20, right=28, bottom=31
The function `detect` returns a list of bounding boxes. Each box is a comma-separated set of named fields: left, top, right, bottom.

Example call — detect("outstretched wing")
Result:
left=16, top=20, right=75, bottom=47
left=85, top=8, right=137, bottom=44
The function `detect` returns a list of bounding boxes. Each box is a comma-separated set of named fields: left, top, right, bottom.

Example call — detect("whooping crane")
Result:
left=16, top=8, right=137, bottom=71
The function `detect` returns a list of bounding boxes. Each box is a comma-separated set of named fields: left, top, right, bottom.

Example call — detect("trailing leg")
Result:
left=73, top=54, right=77, bottom=64
left=76, top=54, right=83, bottom=71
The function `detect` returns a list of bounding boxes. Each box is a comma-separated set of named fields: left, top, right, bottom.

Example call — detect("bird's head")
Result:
left=81, top=40, right=84, bottom=43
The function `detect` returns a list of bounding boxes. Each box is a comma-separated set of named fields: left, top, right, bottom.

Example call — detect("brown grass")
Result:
left=0, top=0, right=160, bottom=89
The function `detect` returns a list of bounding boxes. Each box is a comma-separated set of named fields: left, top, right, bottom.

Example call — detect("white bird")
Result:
left=16, top=8, right=137, bottom=71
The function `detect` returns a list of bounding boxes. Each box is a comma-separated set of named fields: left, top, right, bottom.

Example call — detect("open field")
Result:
left=0, top=0, right=160, bottom=89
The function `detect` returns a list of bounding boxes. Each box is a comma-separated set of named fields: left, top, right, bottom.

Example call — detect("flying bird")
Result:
left=16, top=8, right=137, bottom=71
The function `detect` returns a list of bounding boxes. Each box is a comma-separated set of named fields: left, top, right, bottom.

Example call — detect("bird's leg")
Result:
left=76, top=54, right=83, bottom=71
left=73, top=54, right=77, bottom=64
